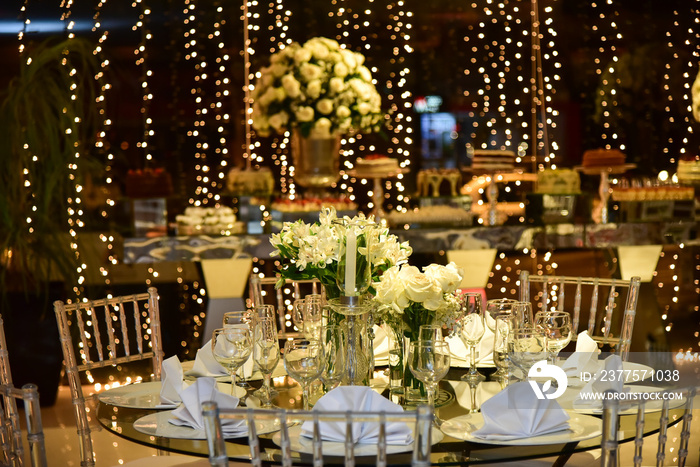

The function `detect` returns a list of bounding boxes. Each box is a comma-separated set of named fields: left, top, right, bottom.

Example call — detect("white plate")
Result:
left=573, top=385, right=687, bottom=414
left=98, top=381, right=245, bottom=409
left=440, top=411, right=602, bottom=446
left=133, top=410, right=281, bottom=440
left=272, top=424, right=444, bottom=456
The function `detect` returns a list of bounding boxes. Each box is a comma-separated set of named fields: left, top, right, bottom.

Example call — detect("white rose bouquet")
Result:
left=251, top=37, right=384, bottom=138
left=269, top=207, right=412, bottom=298
left=374, top=262, right=464, bottom=338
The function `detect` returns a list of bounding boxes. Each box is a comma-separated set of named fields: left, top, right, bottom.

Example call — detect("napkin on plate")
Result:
left=561, top=331, right=601, bottom=377
left=300, top=386, right=413, bottom=444
left=168, top=377, right=246, bottom=436
left=160, top=355, right=188, bottom=406
left=446, top=329, right=494, bottom=366
left=472, top=381, right=570, bottom=440
left=184, top=339, right=254, bottom=378
left=575, top=355, right=628, bottom=408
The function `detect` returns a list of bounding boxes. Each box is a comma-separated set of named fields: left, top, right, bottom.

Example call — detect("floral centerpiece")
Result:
left=269, top=207, right=412, bottom=298
left=373, top=262, right=464, bottom=399
left=251, top=37, right=384, bottom=138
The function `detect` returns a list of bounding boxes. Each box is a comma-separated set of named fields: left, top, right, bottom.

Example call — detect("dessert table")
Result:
left=96, top=366, right=686, bottom=466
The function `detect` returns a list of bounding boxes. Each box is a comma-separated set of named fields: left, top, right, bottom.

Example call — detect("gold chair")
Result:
left=248, top=275, right=322, bottom=336
left=202, top=403, right=433, bottom=467
left=0, top=315, right=48, bottom=467
left=519, top=271, right=641, bottom=360
left=54, top=288, right=164, bottom=467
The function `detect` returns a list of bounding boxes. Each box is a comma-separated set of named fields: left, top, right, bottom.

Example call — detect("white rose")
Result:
left=310, top=42, right=329, bottom=60
left=336, top=105, right=351, bottom=119
left=334, top=62, right=349, bottom=78
left=357, top=101, right=371, bottom=115
left=258, top=86, right=277, bottom=107
left=354, top=52, right=365, bottom=67
left=423, top=262, right=464, bottom=294
left=306, top=79, right=322, bottom=99
left=358, top=65, right=372, bottom=83
left=273, top=87, right=286, bottom=102
left=399, top=265, right=443, bottom=309
left=268, top=111, right=289, bottom=131
left=375, top=266, right=409, bottom=312
left=295, top=106, right=314, bottom=122
left=281, top=74, right=301, bottom=98
left=316, top=98, right=334, bottom=115
left=341, top=49, right=357, bottom=69
left=299, top=62, right=323, bottom=82
left=310, top=118, right=332, bottom=137
left=270, top=63, right=287, bottom=78
left=329, top=77, right=345, bottom=94
left=337, top=118, right=352, bottom=133
left=260, top=68, right=274, bottom=87
left=294, top=47, right=312, bottom=65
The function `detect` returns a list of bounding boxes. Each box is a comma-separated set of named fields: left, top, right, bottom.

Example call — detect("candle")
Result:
left=345, top=228, right=357, bottom=296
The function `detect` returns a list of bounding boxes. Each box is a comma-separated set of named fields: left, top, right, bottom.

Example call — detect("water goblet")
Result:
left=407, top=340, right=451, bottom=423
left=319, top=324, right=346, bottom=390
left=485, top=298, right=518, bottom=332
left=283, top=338, right=324, bottom=410
left=211, top=328, right=252, bottom=396
left=459, top=293, right=486, bottom=382
left=252, top=316, right=280, bottom=408
left=508, top=328, right=546, bottom=378
left=534, top=311, right=572, bottom=364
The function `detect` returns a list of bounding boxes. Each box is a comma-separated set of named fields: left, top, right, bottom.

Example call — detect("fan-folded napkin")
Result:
left=300, top=386, right=413, bottom=444
left=575, top=355, right=628, bottom=408
left=184, top=339, right=254, bottom=378
left=472, top=381, right=570, bottom=440
left=159, top=355, right=188, bottom=406
left=561, top=331, right=601, bottom=377
left=168, top=377, right=246, bottom=436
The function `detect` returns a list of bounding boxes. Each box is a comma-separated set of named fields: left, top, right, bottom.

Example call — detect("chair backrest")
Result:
left=201, top=402, right=433, bottom=467
left=248, top=276, right=323, bottom=336
left=0, top=316, right=48, bottom=467
left=600, top=386, right=698, bottom=467
left=54, top=287, right=164, bottom=467
left=519, top=271, right=641, bottom=360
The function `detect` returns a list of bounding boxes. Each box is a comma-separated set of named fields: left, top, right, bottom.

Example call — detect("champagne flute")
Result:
left=292, top=298, right=306, bottom=334
left=223, top=310, right=253, bottom=390
left=212, top=328, right=252, bottom=395
left=534, top=311, right=572, bottom=364
left=319, top=324, right=346, bottom=390
left=283, top=339, right=324, bottom=410
left=407, top=340, right=451, bottom=423
left=492, top=315, right=513, bottom=381
left=303, top=294, right=324, bottom=340
left=252, top=317, right=280, bottom=407
left=512, top=301, right=534, bottom=330
left=459, top=293, right=486, bottom=382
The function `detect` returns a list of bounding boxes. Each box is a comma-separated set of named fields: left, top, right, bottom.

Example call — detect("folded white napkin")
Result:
left=300, top=386, right=413, bottom=444
left=169, top=377, right=246, bottom=436
left=184, top=339, right=254, bottom=378
left=160, top=356, right=188, bottom=406
left=562, top=331, right=601, bottom=377
left=446, top=328, right=494, bottom=365
left=472, top=381, right=570, bottom=440
left=575, top=355, right=628, bottom=408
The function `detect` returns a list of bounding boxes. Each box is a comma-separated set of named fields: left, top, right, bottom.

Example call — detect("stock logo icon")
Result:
left=528, top=360, right=568, bottom=400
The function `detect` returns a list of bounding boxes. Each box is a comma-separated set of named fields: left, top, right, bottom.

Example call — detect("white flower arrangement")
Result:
left=269, top=207, right=412, bottom=296
left=692, top=68, right=700, bottom=123
left=374, top=262, right=464, bottom=336
left=251, top=37, right=384, bottom=138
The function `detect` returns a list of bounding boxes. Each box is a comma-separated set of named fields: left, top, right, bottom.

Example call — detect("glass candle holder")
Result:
left=334, top=219, right=373, bottom=301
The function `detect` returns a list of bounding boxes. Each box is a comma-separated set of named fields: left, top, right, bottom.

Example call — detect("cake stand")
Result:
left=348, top=168, right=409, bottom=220
left=575, top=164, right=636, bottom=224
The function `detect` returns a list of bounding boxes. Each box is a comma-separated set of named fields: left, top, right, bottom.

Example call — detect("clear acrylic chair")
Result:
left=519, top=271, right=641, bottom=360
left=248, top=276, right=323, bottom=336
left=201, top=402, right=433, bottom=467
left=0, top=315, right=48, bottom=467
left=600, top=386, right=698, bottom=467
left=54, top=287, right=164, bottom=467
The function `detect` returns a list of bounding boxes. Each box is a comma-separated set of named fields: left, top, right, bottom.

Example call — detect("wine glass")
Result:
left=407, top=340, right=451, bottom=421
left=223, top=310, right=253, bottom=390
left=283, top=339, right=324, bottom=410
left=254, top=304, right=276, bottom=322
left=319, top=324, right=346, bottom=390
left=492, top=315, right=513, bottom=381
left=419, top=324, right=443, bottom=342
left=458, top=293, right=486, bottom=382
left=252, top=316, right=280, bottom=408
left=211, top=328, right=252, bottom=395
left=485, top=298, right=518, bottom=332
left=302, top=294, right=324, bottom=340
left=534, top=311, right=573, bottom=364
left=508, top=328, right=546, bottom=377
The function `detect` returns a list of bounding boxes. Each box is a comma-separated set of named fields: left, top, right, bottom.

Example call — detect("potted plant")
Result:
left=0, top=37, right=101, bottom=405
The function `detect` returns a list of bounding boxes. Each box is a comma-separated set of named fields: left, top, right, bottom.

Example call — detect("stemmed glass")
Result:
left=303, top=294, right=324, bottom=340
left=292, top=298, right=306, bottom=334
left=508, top=328, right=546, bottom=377
left=211, top=328, right=252, bottom=396
left=407, top=340, right=451, bottom=422
left=512, top=301, right=534, bottom=330
left=458, top=293, right=486, bottom=382
left=492, top=315, right=513, bottom=381
left=319, top=324, right=346, bottom=390
left=485, top=298, right=518, bottom=332
left=283, top=338, right=325, bottom=410
left=223, top=310, right=253, bottom=390
left=534, top=311, right=573, bottom=364
left=419, top=324, right=443, bottom=342
left=252, top=316, right=280, bottom=408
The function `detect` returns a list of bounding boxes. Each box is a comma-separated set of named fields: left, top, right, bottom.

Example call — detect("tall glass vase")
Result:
left=403, top=329, right=428, bottom=404
left=291, top=129, right=341, bottom=193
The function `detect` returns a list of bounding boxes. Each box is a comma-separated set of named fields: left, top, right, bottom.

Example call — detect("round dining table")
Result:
left=96, top=366, right=686, bottom=466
